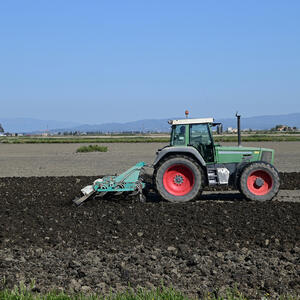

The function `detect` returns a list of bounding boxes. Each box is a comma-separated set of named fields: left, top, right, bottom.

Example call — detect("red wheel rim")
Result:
left=247, top=170, right=273, bottom=196
left=163, top=164, right=195, bottom=196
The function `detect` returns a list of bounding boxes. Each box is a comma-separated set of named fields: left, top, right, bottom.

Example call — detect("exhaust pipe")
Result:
left=236, top=112, right=241, bottom=147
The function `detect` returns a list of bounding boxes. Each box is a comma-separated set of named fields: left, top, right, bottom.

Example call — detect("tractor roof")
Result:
left=168, top=118, right=214, bottom=125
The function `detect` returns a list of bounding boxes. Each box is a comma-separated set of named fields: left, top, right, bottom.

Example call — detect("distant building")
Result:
left=227, top=127, right=238, bottom=133
left=274, top=125, right=296, bottom=132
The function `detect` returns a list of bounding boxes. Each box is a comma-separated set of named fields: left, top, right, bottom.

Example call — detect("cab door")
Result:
left=189, top=124, right=215, bottom=163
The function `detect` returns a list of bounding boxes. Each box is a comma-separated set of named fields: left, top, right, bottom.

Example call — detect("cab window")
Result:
left=171, top=125, right=186, bottom=146
left=190, top=124, right=212, bottom=145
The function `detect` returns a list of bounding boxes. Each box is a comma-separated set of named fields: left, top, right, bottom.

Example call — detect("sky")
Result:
left=0, top=0, right=299, bottom=124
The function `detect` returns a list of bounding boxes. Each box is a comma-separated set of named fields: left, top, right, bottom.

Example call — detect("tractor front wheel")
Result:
left=154, top=156, right=204, bottom=202
left=239, top=162, right=280, bottom=201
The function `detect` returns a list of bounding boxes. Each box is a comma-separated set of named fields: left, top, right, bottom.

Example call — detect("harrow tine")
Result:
left=94, top=192, right=107, bottom=199
left=129, top=190, right=139, bottom=196
left=114, top=191, right=124, bottom=196
left=73, top=191, right=95, bottom=206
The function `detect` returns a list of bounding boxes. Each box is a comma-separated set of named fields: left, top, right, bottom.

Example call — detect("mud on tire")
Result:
left=154, top=155, right=204, bottom=202
left=239, top=162, right=280, bottom=201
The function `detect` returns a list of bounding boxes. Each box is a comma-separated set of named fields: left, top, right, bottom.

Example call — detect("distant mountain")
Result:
left=217, top=113, right=300, bottom=130
left=62, top=113, right=300, bottom=133
left=56, top=118, right=172, bottom=133
left=0, top=118, right=82, bottom=133
left=1, top=113, right=299, bottom=133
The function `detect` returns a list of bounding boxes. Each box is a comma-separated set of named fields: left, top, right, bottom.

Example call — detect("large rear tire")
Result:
left=239, top=162, right=280, bottom=201
left=154, top=155, right=204, bottom=202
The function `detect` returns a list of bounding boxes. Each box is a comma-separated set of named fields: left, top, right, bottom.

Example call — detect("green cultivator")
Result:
left=74, top=113, right=280, bottom=205
left=73, top=161, right=146, bottom=205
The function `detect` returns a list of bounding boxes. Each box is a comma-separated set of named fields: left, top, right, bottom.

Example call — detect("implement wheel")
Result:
left=239, top=162, right=280, bottom=201
left=154, top=155, right=204, bottom=202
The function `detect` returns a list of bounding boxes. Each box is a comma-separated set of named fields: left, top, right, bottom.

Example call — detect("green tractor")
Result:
left=153, top=117, right=280, bottom=202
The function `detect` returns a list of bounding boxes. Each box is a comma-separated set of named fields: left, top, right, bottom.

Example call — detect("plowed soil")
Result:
left=0, top=174, right=300, bottom=299
left=279, top=172, right=300, bottom=190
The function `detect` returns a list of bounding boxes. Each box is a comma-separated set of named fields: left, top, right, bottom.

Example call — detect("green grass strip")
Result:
left=0, top=135, right=300, bottom=144
left=76, top=145, right=108, bottom=153
left=0, top=137, right=170, bottom=144
left=214, top=135, right=300, bottom=142
left=0, top=283, right=298, bottom=300
left=1, top=286, right=190, bottom=300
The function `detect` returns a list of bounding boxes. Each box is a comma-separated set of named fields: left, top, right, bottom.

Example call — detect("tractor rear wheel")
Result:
left=154, top=155, right=204, bottom=202
left=239, top=162, right=280, bottom=201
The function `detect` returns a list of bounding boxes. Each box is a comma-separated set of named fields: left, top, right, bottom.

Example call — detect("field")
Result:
left=0, top=142, right=300, bottom=177
left=0, top=142, right=299, bottom=299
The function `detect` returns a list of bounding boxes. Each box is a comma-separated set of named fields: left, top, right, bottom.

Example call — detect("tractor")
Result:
left=73, top=115, right=280, bottom=205
left=153, top=117, right=280, bottom=202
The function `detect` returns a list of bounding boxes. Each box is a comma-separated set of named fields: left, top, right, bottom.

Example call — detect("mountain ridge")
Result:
left=0, top=113, right=299, bottom=133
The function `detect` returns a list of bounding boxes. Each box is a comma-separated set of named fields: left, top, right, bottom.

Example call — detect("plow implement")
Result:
left=73, top=162, right=146, bottom=205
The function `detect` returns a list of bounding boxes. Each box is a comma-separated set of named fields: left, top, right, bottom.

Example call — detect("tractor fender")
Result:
left=153, top=146, right=206, bottom=167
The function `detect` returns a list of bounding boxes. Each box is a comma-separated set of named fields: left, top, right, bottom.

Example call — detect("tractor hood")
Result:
left=215, top=145, right=274, bottom=164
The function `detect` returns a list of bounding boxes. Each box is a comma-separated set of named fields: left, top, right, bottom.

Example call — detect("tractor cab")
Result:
left=168, top=117, right=274, bottom=166
left=169, top=118, right=216, bottom=163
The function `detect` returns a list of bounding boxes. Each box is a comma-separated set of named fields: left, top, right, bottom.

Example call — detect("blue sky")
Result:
left=0, top=0, right=299, bottom=123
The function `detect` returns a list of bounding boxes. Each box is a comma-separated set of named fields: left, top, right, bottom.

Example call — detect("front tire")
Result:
left=154, top=156, right=204, bottom=202
left=239, top=162, right=280, bottom=201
